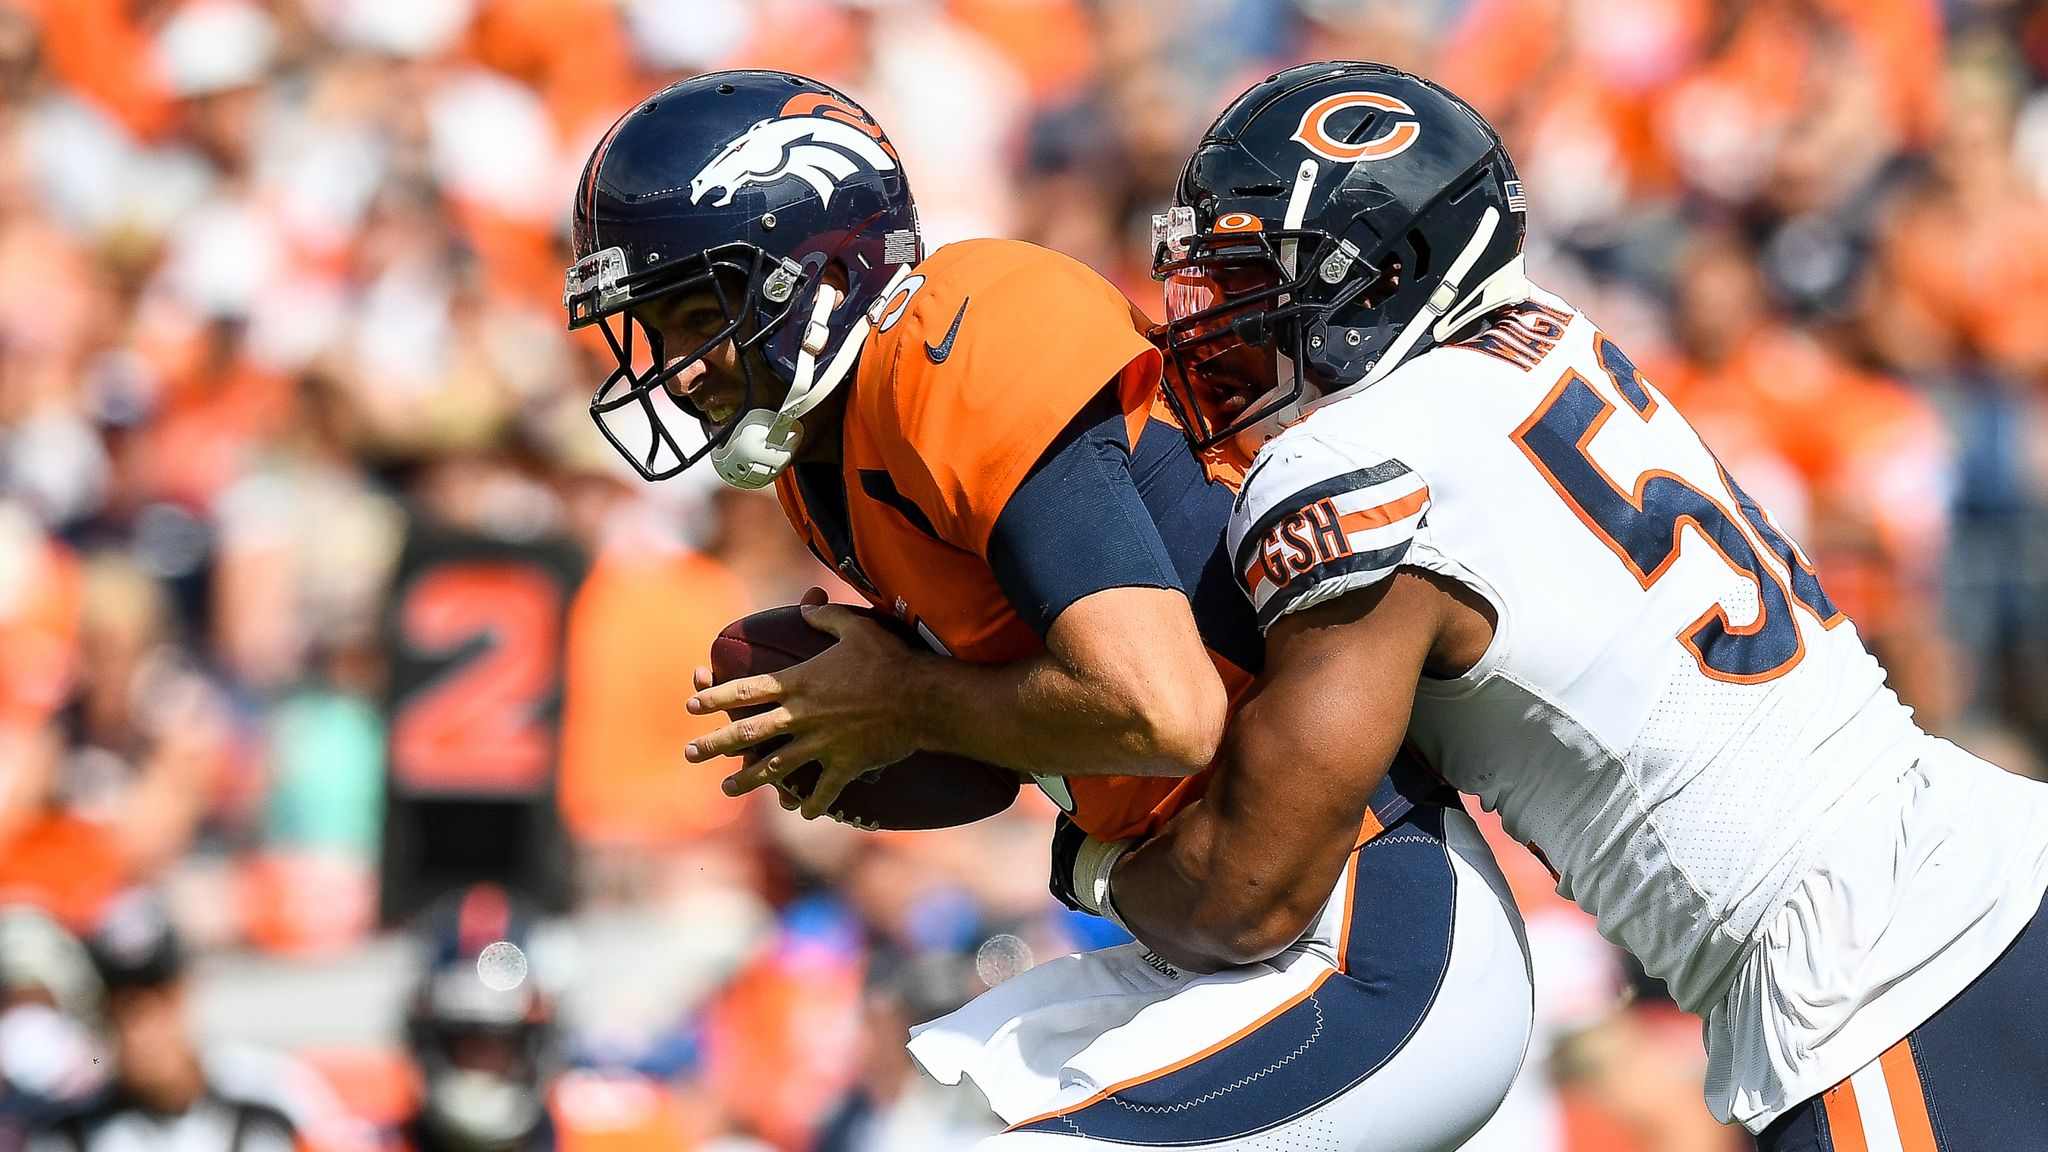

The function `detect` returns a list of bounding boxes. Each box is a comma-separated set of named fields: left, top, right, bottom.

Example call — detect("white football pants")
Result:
left=909, top=804, right=1534, bottom=1151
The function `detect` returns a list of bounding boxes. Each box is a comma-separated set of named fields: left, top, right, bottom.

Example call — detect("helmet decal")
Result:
left=1290, top=91, right=1421, bottom=163
left=690, top=108, right=899, bottom=208
left=779, top=92, right=899, bottom=155
left=1155, top=63, right=1527, bottom=459
left=870, top=273, right=926, bottom=332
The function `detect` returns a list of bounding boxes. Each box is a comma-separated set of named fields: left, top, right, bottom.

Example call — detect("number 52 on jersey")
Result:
left=1511, top=335, right=1842, bottom=685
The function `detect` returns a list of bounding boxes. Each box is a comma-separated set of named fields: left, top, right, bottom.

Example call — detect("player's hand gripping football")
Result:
left=686, top=587, right=925, bottom=819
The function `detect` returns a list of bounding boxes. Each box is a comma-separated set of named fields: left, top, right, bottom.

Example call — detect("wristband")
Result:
left=1072, top=834, right=1136, bottom=927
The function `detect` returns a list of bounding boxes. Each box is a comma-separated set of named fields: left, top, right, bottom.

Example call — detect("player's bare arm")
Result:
left=688, top=580, right=1226, bottom=817
left=956, top=585, right=1226, bottom=777
left=1107, top=570, right=1488, bottom=972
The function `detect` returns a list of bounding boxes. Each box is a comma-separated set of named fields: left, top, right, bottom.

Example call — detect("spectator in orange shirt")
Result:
left=0, top=554, right=223, bottom=934
left=1868, top=39, right=2048, bottom=381
left=556, top=470, right=755, bottom=854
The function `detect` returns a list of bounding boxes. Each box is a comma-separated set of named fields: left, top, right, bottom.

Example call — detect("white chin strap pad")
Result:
left=713, top=408, right=804, bottom=490
left=1433, top=253, right=1531, bottom=343
left=711, top=280, right=877, bottom=491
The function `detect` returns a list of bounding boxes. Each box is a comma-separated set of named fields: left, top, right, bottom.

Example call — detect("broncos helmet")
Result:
left=1153, top=61, right=1529, bottom=461
left=406, top=885, right=557, bottom=1152
left=565, top=70, right=921, bottom=489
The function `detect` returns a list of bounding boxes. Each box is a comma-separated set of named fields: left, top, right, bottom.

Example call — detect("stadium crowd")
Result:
left=2, top=0, right=2046, bottom=1150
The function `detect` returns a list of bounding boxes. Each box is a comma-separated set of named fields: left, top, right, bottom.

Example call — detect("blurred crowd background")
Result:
left=3, top=0, right=2047, bottom=1150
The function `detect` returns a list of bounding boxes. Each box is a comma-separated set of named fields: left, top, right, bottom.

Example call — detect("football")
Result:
left=707, top=605, right=1022, bottom=830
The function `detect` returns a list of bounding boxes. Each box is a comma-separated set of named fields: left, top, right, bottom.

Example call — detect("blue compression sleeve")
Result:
left=986, top=390, right=1183, bottom=636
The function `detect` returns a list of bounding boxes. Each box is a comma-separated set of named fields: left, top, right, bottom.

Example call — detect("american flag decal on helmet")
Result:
left=1506, top=180, right=1527, bottom=213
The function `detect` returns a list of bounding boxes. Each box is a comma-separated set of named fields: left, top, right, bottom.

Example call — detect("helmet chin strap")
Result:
left=1433, top=252, right=1530, bottom=343
left=712, top=279, right=874, bottom=490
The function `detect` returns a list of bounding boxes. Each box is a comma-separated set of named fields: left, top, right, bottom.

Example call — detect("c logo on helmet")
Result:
left=690, top=95, right=899, bottom=209
left=1291, top=91, right=1421, bottom=163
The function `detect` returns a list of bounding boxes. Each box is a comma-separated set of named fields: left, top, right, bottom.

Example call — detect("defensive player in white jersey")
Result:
left=1065, top=61, right=2048, bottom=1150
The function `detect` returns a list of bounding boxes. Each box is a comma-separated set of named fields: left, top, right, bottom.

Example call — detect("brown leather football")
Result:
left=708, top=604, right=1022, bottom=830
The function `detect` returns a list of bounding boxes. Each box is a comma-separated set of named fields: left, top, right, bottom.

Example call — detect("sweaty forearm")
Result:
left=900, top=647, right=1214, bottom=778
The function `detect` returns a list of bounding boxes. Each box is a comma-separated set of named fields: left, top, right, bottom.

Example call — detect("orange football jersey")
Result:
left=774, top=239, right=1226, bottom=839
left=774, top=238, right=1423, bottom=842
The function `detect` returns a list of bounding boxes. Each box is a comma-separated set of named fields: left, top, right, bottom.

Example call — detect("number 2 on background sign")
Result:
left=1511, top=335, right=1839, bottom=684
left=391, top=562, right=562, bottom=793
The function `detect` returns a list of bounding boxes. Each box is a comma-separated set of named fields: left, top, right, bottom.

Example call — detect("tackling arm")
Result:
left=1104, top=570, right=1448, bottom=973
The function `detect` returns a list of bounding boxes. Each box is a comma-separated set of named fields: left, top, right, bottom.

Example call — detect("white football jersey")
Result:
left=1227, top=288, right=2048, bottom=1130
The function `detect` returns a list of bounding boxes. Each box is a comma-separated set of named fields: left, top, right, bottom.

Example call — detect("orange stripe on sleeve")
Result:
left=1879, top=1039, right=1939, bottom=1152
left=1336, top=487, right=1429, bottom=535
left=1822, top=1078, right=1869, bottom=1152
left=1245, top=558, right=1270, bottom=596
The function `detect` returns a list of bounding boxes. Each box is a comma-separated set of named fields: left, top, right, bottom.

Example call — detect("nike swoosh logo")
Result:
left=925, top=298, right=969, bottom=363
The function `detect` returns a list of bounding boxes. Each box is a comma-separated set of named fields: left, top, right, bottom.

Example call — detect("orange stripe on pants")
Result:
left=1822, top=1078, right=1869, bottom=1152
left=1879, top=1038, right=1939, bottom=1152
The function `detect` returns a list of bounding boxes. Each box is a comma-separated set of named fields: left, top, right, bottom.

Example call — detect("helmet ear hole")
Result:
left=1406, top=232, right=1431, bottom=280
left=1359, top=255, right=1404, bottom=309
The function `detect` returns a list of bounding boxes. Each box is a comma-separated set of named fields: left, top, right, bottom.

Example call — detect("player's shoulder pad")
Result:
left=853, top=239, right=1159, bottom=551
left=866, top=238, right=1148, bottom=377
left=1227, top=423, right=1431, bottom=631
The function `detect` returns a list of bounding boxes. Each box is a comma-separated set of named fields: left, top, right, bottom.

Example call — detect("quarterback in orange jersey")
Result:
left=564, top=71, right=1532, bottom=1151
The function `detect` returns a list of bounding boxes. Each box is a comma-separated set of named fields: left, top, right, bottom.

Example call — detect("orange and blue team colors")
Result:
left=772, top=237, right=1431, bottom=842
left=773, top=238, right=1209, bottom=840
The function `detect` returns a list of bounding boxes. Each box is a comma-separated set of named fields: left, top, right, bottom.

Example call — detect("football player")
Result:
left=401, top=886, right=559, bottom=1152
left=1090, top=60, right=2048, bottom=1150
left=396, top=886, right=692, bottom=1152
left=564, top=71, right=1532, bottom=1150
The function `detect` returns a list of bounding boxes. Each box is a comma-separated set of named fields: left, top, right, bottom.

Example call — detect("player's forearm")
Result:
left=1110, top=765, right=1361, bottom=972
left=902, top=648, right=1220, bottom=778
left=1101, top=634, right=1391, bottom=972
left=1105, top=810, right=1266, bottom=973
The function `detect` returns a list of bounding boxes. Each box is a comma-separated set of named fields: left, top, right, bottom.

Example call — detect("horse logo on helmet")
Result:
left=690, top=96, right=899, bottom=209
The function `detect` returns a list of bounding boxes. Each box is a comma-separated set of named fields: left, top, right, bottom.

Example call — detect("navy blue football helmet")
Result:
left=565, top=71, right=921, bottom=487
left=406, top=885, right=557, bottom=1152
left=1154, top=61, right=1529, bottom=459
